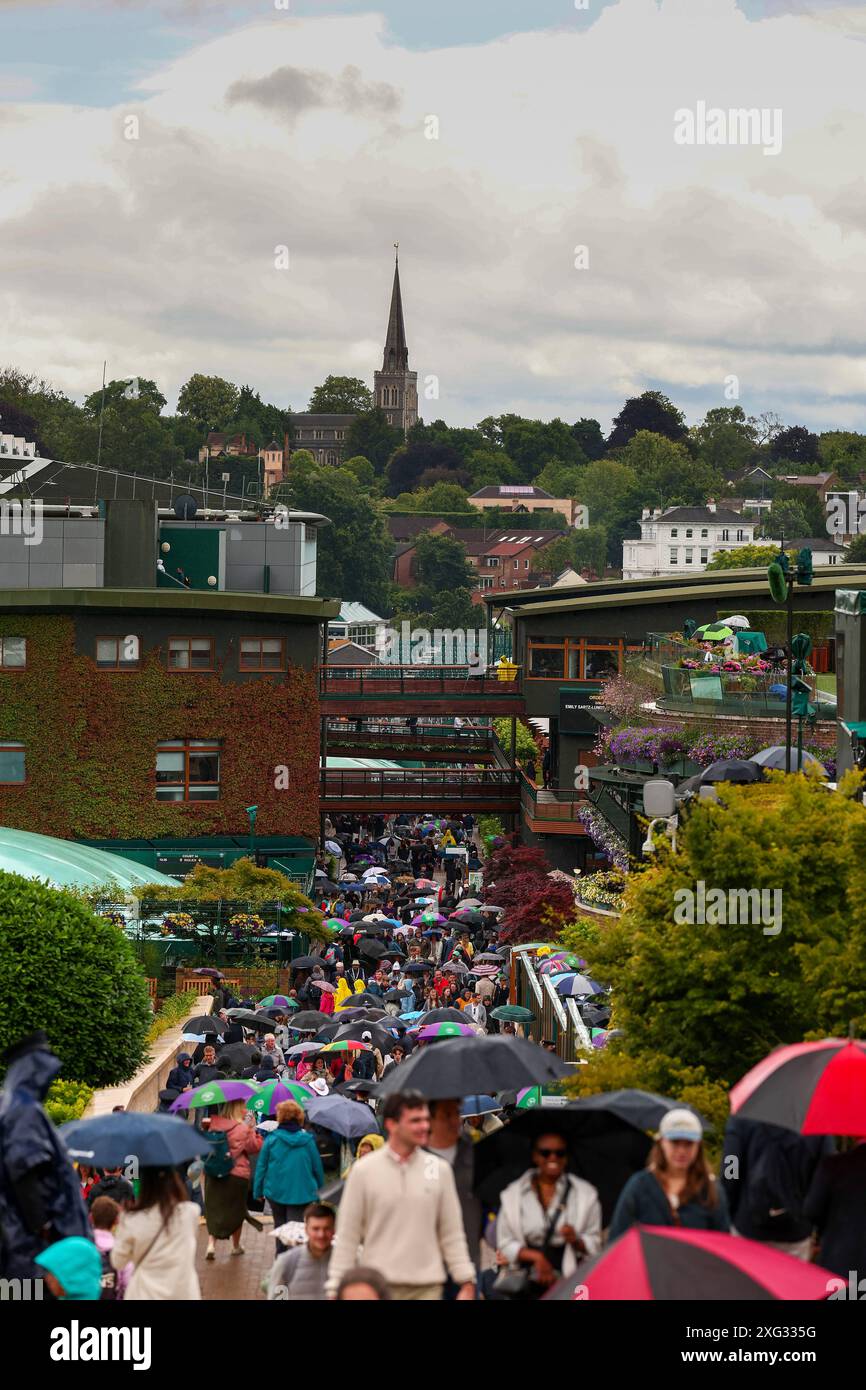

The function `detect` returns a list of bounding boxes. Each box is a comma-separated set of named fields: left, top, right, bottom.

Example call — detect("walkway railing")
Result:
left=320, top=665, right=521, bottom=698
left=320, top=767, right=520, bottom=803
left=520, top=776, right=589, bottom=823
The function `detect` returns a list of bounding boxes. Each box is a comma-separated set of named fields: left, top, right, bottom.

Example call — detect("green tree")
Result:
left=341, top=455, right=375, bottom=488
left=493, top=717, right=538, bottom=763
left=607, top=391, right=688, bottom=450
left=583, top=775, right=866, bottom=1085
left=496, top=415, right=586, bottom=480
left=0, top=872, right=151, bottom=1086
left=768, top=425, right=820, bottom=467
left=176, top=374, right=240, bottom=432
left=761, top=499, right=811, bottom=540
left=464, top=448, right=522, bottom=490
left=691, top=405, right=757, bottom=476
left=818, top=431, right=866, bottom=484
left=82, top=378, right=183, bottom=478
left=844, top=533, right=866, bottom=563
left=571, top=417, right=606, bottom=460
left=308, top=375, right=373, bottom=413
left=282, top=461, right=393, bottom=611
left=229, top=385, right=292, bottom=446
left=345, top=408, right=403, bottom=474
left=534, top=458, right=587, bottom=497
left=618, top=431, right=719, bottom=508
left=705, top=543, right=781, bottom=571
left=137, top=858, right=327, bottom=942
left=414, top=532, right=476, bottom=591
left=410, top=481, right=473, bottom=514
left=385, top=441, right=467, bottom=497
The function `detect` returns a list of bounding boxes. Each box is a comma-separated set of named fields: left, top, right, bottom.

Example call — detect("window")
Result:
left=349, top=625, right=377, bottom=649
left=335, top=430, right=344, bottom=440
left=156, top=739, right=220, bottom=801
left=701, top=528, right=708, bottom=538
left=669, top=548, right=678, bottom=564
left=524, top=559, right=530, bottom=569
left=828, top=553, right=838, bottom=565
left=685, top=548, right=694, bottom=564
left=584, top=647, right=619, bottom=679
left=721, top=529, right=730, bottom=542
left=314, top=430, right=323, bottom=440
left=685, top=528, right=693, bottom=539
left=513, top=560, right=519, bottom=571
left=239, top=638, right=285, bottom=672
left=700, top=548, right=709, bottom=564
left=478, top=576, right=494, bottom=590
left=528, top=642, right=565, bottom=678
left=326, top=452, right=337, bottom=466
left=0, top=637, right=26, bottom=669
left=96, top=636, right=140, bottom=670
left=168, top=638, right=214, bottom=671
left=736, top=529, right=745, bottom=542
left=0, top=742, right=25, bottom=783
left=670, top=528, right=678, bottom=537
left=486, top=557, right=500, bottom=568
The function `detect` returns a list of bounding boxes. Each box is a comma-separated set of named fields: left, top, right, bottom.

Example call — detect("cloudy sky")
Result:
left=2, top=0, right=866, bottom=434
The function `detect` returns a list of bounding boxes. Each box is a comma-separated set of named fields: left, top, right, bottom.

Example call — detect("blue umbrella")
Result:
left=461, top=1094, right=500, bottom=1117
left=61, top=1112, right=213, bottom=1167
left=306, top=1095, right=381, bottom=1140
left=554, top=973, right=607, bottom=997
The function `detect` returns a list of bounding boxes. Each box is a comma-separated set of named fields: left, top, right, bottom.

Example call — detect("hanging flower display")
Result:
left=576, top=804, right=629, bottom=871
left=160, top=912, right=195, bottom=938
left=100, top=910, right=127, bottom=930
left=228, top=912, right=266, bottom=941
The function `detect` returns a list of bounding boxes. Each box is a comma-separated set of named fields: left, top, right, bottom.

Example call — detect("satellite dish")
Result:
left=174, top=494, right=198, bottom=520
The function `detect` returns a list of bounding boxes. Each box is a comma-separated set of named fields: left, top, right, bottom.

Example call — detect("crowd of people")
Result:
left=1, top=811, right=864, bottom=1303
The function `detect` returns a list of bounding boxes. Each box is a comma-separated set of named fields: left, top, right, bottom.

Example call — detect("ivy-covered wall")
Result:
left=0, top=614, right=320, bottom=839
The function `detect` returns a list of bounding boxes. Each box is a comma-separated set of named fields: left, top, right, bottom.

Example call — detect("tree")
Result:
left=691, top=406, right=757, bottom=477
left=818, top=431, right=866, bottom=484
left=464, top=448, right=523, bottom=490
left=308, top=375, right=373, bottom=414
left=410, top=481, right=473, bottom=514
left=345, top=408, right=403, bottom=474
left=137, top=857, right=328, bottom=942
left=282, top=461, right=393, bottom=611
left=761, top=499, right=810, bottom=540
left=607, top=391, right=688, bottom=450
left=228, top=385, right=292, bottom=446
left=534, top=459, right=587, bottom=497
left=705, top=544, right=780, bottom=571
left=496, top=415, right=586, bottom=481
left=81, top=378, right=183, bottom=478
left=413, top=532, right=476, bottom=591
left=583, top=775, right=866, bottom=1084
left=618, top=431, right=719, bottom=508
left=493, top=717, right=538, bottom=764
left=751, top=411, right=784, bottom=447
left=844, top=534, right=866, bottom=563
left=341, top=455, right=375, bottom=488
left=481, top=844, right=575, bottom=944
left=385, top=440, right=466, bottom=497
left=768, top=425, right=820, bottom=467
left=176, top=374, right=240, bottom=433
left=535, top=526, right=607, bottom=579
left=0, top=872, right=151, bottom=1086
left=571, top=417, right=606, bottom=460
left=0, top=397, right=49, bottom=454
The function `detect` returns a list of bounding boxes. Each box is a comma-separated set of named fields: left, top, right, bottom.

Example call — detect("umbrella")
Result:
left=170, top=1080, right=258, bottom=1112
left=225, top=1011, right=277, bottom=1033
left=491, top=1005, right=534, bottom=1023
left=475, top=952, right=504, bottom=963
left=419, top=1008, right=470, bottom=1026
left=258, top=995, right=293, bottom=1009
left=377, top=1035, right=572, bottom=1100
left=719, top=615, right=751, bottom=630
left=339, top=1079, right=380, bottom=1098
left=442, top=960, right=469, bottom=975
left=336, top=993, right=381, bottom=1010
left=359, top=939, right=391, bottom=960
left=306, top=1095, right=381, bottom=1140
left=730, top=1038, right=866, bottom=1135
left=555, top=974, right=607, bottom=998
left=291, top=955, right=321, bottom=970
left=287, top=1011, right=331, bottom=1031
left=192, top=967, right=223, bottom=979
left=411, top=913, right=446, bottom=927
left=404, top=962, right=431, bottom=977
left=62, top=1112, right=215, bottom=1168
left=217, top=1042, right=259, bottom=1071
left=286, top=1041, right=322, bottom=1057
left=246, top=1080, right=315, bottom=1115
left=324, top=840, right=343, bottom=856
left=324, top=918, right=349, bottom=931
left=749, top=746, right=827, bottom=774
left=468, top=964, right=499, bottom=978
left=700, top=758, right=764, bottom=785
left=316, top=1039, right=373, bottom=1055
left=473, top=1101, right=654, bottom=1224
left=694, top=623, right=735, bottom=641
left=333, top=1023, right=395, bottom=1052
left=184, top=1015, right=227, bottom=1036
left=450, top=910, right=484, bottom=927
left=312, top=980, right=337, bottom=993
left=417, top=1022, right=477, bottom=1040
left=566, top=1089, right=702, bottom=1133
left=545, top=1226, right=836, bottom=1301
left=415, top=879, right=437, bottom=890
left=539, top=952, right=585, bottom=972
left=461, top=1095, right=500, bottom=1116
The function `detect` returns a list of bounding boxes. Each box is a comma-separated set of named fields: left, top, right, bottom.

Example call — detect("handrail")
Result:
left=520, top=953, right=545, bottom=1006
left=542, top=973, right=568, bottom=1029
left=566, top=997, right=594, bottom=1052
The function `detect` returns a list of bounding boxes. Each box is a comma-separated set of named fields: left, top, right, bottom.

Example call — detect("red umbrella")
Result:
left=730, top=1038, right=866, bottom=1135
left=546, top=1226, right=835, bottom=1301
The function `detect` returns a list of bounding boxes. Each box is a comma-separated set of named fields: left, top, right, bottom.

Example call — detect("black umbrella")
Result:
left=419, top=1007, right=469, bottom=1025
left=338, top=1079, right=381, bottom=1098
left=333, top=1022, right=396, bottom=1054
left=384, top=989, right=406, bottom=1002
left=405, top=962, right=431, bottom=976
left=359, top=921, right=387, bottom=936
left=291, top=955, right=321, bottom=970
left=337, top=992, right=381, bottom=1009
left=184, top=1015, right=227, bottom=1036
left=287, top=1010, right=331, bottom=1031
left=313, top=1022, right=342, bottom=1042
left=359, top=939, right=390, bottom=960
left=334, top=1006, right=390, bottom=1022
left=226, top=1010, right=276, bottom=1033
left=62, top=1112, right=213, bottom=1168
left=472, top=1102, right=656, bottom=1226
left=700, top=758, right=764, bottom=785
left=339, top=925, right=357, bottom=939
left=569, top=1089, right=705, bottom=1131
left=377, top=1035, right=572, bottom=1100
left=217, top=1042, right=259, bottom=1072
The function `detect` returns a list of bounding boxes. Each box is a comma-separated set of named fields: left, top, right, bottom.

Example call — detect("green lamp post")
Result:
left=245, top=805, right=258, bottom=858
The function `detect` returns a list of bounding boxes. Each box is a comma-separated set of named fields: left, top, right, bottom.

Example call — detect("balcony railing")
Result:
left=520, top=776, right=589, bottom=823
left=325, top=718, right=494, bottom=753
left=320, top=665, right=521, bottom=698
left=320, top=767, right=520, bottom=802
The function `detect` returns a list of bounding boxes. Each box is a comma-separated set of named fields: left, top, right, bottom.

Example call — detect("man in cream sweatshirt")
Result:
left=326, top=1089, right=476, bottom=1300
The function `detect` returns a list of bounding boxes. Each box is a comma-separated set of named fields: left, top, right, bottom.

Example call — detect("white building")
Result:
left=327, top=601, right=389, bottom=652
left=622, top=503, right=757, bottom=580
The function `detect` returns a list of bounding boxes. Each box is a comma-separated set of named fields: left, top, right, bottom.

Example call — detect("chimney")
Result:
left=707, top=498, right=717, bottom=513
left=652, top=508, right=661, bottom=520
left=641, top=508, right=650, bottom=521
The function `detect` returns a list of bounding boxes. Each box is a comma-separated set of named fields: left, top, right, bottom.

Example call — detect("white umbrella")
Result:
left=324, top=840, right=342, bottom=856
left=720, top=615, right=751, bottom=630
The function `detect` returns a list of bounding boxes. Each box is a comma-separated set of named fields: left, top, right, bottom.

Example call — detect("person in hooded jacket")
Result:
left=0, top=1032, right=92, bottom=1280
left=166, top=1051, right=194, bottom=1093
left=252, top=1100, right=325, bottom=1251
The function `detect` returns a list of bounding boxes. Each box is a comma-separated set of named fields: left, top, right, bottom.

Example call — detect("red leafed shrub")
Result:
left=484, top=844, right=575, bottom=944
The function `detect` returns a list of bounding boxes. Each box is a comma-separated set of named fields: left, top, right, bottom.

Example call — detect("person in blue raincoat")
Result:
left=0, top=1032, right=92, bottom=1280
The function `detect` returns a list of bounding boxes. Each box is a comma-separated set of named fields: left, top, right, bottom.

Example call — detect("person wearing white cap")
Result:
left=608, top=1108, right=730, bottom=1239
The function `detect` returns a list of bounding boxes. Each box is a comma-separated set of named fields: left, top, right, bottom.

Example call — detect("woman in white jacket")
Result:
left=495, top=1132, right=601, bottom=1297
left=111, top=1167, right=201, bottom=1300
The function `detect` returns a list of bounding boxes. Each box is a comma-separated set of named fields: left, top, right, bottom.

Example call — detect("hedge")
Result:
left=0, top=871, right=152, bottom=1087
left=146, top=990, right=198, bottom=1046
left=45, top=1080, right=94, bottom=1126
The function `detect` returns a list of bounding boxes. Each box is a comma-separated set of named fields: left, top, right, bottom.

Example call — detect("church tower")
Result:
left=373, top=245, right=418, bottom=434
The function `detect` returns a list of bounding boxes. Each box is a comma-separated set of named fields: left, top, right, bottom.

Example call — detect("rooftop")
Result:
left=470, top=484, right=554, bottom=499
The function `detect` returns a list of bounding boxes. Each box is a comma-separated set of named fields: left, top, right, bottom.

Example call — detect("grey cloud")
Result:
left=226, top=64, right=401, bottom=124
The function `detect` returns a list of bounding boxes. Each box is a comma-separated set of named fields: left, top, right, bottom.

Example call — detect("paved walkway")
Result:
left=195, top=1210, right=277, bottom=1301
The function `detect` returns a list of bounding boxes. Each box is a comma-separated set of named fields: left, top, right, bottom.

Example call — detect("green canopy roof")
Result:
left=0, top=827, right=180, bottom=891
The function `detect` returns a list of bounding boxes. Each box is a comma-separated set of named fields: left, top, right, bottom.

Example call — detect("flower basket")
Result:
left=161, top=912, right=195, bottom=938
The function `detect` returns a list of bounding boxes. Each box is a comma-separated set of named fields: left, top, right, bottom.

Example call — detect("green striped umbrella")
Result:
left=245, top=1080, right=313, bottom=1115
left=173, top=1080, right=257, bottom=1110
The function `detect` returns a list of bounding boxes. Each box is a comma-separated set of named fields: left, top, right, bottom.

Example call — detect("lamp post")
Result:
left=246, top=805, right=258, bottom=859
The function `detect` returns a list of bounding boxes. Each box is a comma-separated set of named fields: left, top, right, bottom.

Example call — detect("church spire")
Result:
left=382, top=243, right=409, bottom=372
